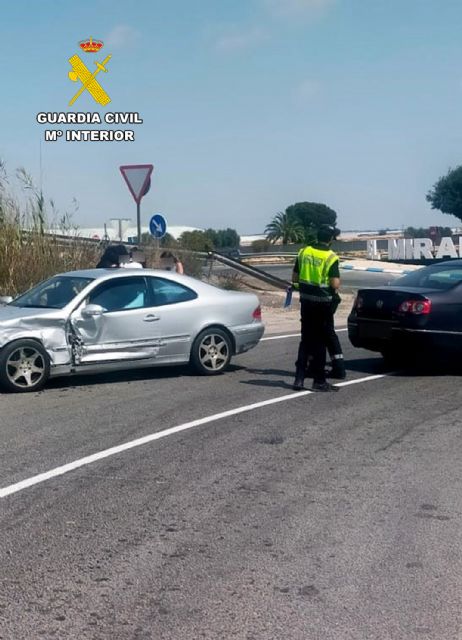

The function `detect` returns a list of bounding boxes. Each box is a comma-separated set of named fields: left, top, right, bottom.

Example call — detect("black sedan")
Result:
left=348, top=259, right=462, bottom=361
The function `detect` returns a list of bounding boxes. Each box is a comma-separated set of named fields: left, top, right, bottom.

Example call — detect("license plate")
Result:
left=358, top=323, right=391, bottom=340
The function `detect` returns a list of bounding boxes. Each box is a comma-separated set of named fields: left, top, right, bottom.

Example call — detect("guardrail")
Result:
left=19, top=230, right=103, bottom=246
left=240, top=252, right=298, bottom=258
left=208, top=251, right=291, bottom=290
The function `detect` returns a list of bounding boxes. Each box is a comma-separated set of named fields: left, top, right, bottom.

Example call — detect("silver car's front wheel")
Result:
left=0, top=340, right=50, bottom=393
left=191, top=328, right=232, bottom=375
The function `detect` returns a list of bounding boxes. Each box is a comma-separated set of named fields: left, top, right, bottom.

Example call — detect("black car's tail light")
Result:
left=353, top=295, right=364, bottom=310
left=398, top=299, right=432, bottom=315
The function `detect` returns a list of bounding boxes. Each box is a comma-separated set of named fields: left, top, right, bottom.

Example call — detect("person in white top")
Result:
left=120, top=248, right=145, bottom=269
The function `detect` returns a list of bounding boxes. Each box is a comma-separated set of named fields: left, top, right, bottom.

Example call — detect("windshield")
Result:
left=10, top=276, right=94, bottom=309
left=394, top=264, right=462, bottom=290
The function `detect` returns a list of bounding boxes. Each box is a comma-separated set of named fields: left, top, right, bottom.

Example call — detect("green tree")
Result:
left=404, top=226, right=453, bottom=238
left=216, top=228, right=240, bottom=248
left=427, top=166, right=462, bottom=222
left=404, top=227, right=429, bottom=238
left=179, top=230, right=214, bottom=252
left=141, top=231, right=178, bottom=247
left=265, top=211, right=305, bottom=244
left=286, top=201, right=337, bottom=243
left=204, top=228, right=240, bottom=249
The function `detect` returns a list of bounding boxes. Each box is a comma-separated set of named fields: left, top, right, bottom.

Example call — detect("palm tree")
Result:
left=265, top=211, right=304, bottom=244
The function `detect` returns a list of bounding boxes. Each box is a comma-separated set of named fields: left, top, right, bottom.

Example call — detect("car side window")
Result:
left=148, top=277, right=197, bottom=306
left=88, top=277, right=149, bottom=312
left=425, top=269, right=462, bottom=288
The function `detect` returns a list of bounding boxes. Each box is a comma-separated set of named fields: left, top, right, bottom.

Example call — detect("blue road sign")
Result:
left=149, top=214, right=167, bottom=239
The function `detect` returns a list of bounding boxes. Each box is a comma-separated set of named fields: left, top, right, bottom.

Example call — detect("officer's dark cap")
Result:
left=318, top=225, right=340, bottom=243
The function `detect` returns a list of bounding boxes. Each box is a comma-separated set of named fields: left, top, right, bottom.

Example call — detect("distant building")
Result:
left=48, top=222, right=202, bottom=243
left=240, top=234, right=267, bottom=246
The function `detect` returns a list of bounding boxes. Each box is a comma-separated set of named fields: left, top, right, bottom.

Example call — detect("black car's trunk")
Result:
left=355, top=286, right=434, bottom=320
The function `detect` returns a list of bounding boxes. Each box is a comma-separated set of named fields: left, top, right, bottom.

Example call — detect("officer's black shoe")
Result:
left=326, top=361, right=346, bottom=380
left=312, top=381, right=340, bottom=392
left=293, top=373, right=305, bottom=391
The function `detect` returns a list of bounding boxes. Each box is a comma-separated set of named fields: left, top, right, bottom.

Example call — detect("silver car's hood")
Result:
left=0, top=305, right=64, bottom=324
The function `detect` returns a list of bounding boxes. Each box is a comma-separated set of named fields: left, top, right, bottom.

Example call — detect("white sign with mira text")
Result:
left=367, top=237, right=462, bottom=261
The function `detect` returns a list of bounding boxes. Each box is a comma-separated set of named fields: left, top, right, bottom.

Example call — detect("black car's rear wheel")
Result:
left=0, top=340, right=50, bottom=393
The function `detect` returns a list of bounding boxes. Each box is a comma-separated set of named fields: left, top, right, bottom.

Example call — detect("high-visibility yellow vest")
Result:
left=297, top=246, right=338, bottom=289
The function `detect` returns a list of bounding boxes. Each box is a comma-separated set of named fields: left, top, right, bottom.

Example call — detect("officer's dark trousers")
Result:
left=296, top=300, right=333, bottom=384
left=326, top=301, right=343, bottom=359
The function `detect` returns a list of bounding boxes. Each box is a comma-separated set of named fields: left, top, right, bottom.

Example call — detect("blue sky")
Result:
left=1, top=0, right=462, bottom=234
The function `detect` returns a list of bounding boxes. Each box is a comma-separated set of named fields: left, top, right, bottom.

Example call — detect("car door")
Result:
left=145, top=276, right=199, bottom=363
left=71, top=275, right=162, bottom=364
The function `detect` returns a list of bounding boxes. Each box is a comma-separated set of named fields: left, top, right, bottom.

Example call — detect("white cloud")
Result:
left=105, top=25, right=140, bottom=50
left=215, top=26, right=269, bottom=52
left=261, top=0, right=334, bottom=17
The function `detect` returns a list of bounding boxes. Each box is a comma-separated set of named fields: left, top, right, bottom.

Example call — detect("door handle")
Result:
left=144, top=314, right=159, bottom=322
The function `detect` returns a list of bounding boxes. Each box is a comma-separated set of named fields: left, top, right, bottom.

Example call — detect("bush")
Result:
left=179, top=230, right=214, bottom=252
left=215, top=272, right=245, bottom=290
left=251, top=239, right=271, bottom=252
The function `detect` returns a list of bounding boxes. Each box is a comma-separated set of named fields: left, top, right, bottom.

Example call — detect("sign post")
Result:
left=119, top=164, right=154, bottom=245
left=149, top=214, right=167, bottom=252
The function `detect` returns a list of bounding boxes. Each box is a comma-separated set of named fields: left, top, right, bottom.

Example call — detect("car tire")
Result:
left=190, top=327, right=233, bottom=375
left=0, top=339, right=50, bottom=393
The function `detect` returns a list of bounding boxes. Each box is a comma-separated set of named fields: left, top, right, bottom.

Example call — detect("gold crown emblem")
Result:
left=79, top=36, right=104, bottom=53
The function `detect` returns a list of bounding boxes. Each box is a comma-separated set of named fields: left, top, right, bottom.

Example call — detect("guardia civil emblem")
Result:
left=68, top=37, right=112, bottom=107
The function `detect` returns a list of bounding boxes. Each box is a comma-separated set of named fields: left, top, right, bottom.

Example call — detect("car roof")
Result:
left=418, top=259, right=462, bottom=269
left=55, top=268, right=220, bottom=294
left=60, top=268, right=171, bottom=278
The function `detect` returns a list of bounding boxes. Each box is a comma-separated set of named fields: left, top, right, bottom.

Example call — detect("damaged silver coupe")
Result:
left=0, top=269, right=264, bottom=392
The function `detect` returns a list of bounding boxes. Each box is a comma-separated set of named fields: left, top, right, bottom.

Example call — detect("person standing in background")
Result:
left=160, top=251, right=184, bottom=274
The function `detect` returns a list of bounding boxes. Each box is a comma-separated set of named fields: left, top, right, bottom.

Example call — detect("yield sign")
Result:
left=119, top=164, right=154, bottom=204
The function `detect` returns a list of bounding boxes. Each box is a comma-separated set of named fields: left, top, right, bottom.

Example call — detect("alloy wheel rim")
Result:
left=6, top=347, right=46, bottom=388
left=199, top=334, right=229, bottom=371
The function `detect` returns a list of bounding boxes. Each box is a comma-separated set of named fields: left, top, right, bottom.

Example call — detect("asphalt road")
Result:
left=1, top=333, right=461, bottom=639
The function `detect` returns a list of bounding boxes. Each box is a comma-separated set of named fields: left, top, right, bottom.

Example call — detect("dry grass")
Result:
left=0, top=163, right=99, bottom=295
left=214, top=272, right=246, bottom=290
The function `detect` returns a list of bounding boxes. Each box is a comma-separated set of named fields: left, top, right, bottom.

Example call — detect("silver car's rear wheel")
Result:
left=191, top=328, right=232, bottom=375
left=0, top=340, right=50, bottom=393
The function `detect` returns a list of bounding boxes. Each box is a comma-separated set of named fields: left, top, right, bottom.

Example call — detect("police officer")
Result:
left=292, top=225, right=342, bottom=392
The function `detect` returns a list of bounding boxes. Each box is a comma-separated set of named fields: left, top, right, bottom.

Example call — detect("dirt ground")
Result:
left=256, top=289, right=355, bottom=335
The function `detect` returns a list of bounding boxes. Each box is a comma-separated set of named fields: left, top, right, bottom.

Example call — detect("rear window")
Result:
left=395, top=265, right=462, bottom=290
left=148, top=277, right=197, bottom=306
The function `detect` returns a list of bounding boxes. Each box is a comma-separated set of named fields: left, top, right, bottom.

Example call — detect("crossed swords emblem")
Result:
left=68, top=54, right=112, bottom=106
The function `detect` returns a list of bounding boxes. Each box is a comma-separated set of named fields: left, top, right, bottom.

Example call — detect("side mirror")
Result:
left=81, top=303, right=104, bottom=318
left=0, top=296, right=13, bottom=305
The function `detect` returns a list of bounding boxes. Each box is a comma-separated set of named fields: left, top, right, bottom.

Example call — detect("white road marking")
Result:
left=335, top=374, right=387, bottom=388
left=0, top=371, right=387, bottom=500
left=261, top=328, right=347, bottom=341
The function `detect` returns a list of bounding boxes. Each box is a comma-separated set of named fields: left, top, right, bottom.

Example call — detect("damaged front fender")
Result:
left=0, top=314, right=72, bottom=367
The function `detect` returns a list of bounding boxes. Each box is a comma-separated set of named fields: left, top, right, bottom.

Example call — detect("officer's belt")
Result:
left=300, top=292, right=333, bottom=302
